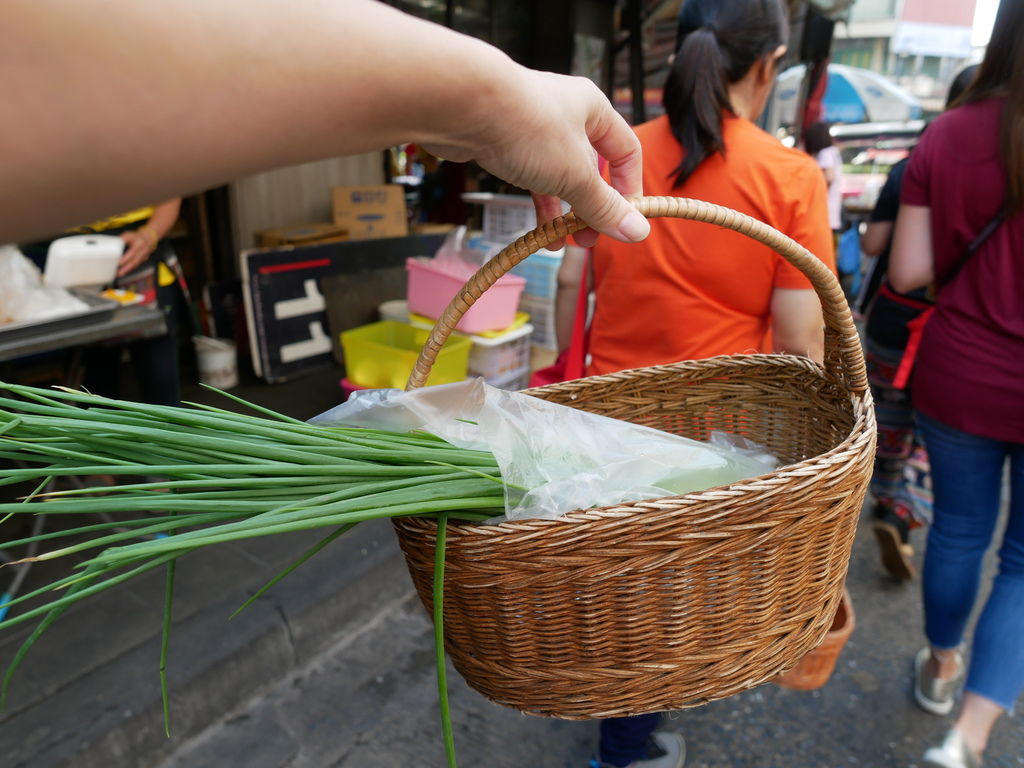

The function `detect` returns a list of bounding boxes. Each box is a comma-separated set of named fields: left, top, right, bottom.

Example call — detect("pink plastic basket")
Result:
left=339, top=377, right=366, bottom=401
left=406, top=257, right=525, bottom=334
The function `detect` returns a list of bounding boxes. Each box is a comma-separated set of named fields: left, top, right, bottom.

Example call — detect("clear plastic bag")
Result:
left=311, top=379, right=779, bottom=522
left=432, top=225, right=472, bottom=271
left=0, top=245, right=88, bottom=325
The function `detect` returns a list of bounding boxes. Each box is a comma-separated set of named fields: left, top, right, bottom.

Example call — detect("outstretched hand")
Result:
left=422, top=69, right=647, bottom=249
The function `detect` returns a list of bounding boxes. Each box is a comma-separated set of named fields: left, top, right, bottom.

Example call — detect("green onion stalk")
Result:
left=0, top=381, right=518, bottom=767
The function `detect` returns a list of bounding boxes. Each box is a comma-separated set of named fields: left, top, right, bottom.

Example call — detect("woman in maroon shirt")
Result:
left=890, top=1, right=1024, bottom=765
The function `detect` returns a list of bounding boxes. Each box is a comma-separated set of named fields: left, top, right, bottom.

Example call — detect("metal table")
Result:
left=0, top=304, right=166, bottom=363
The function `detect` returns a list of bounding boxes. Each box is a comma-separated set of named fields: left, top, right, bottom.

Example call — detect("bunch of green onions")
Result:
left=0, top=381, right=513, bottom=767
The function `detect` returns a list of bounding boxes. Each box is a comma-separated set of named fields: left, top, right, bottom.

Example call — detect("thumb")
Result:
left=569, top=177, right=649, bottom=243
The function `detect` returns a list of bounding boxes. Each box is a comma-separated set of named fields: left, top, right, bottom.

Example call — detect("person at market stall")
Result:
left=857, top=64, right=978, bottom=583
left=18, top=199, right=187, bottom=405
left=804, top=122, right=852, bottom=297
left=804, top=122, right=844, bottom=237
left=76, top=199, right=187, bottom=407
left=552, top=1, right=834, bottom=766
left=1, top=0, right=647, bottom=253
left=888, top=0, right=1024, bottom=764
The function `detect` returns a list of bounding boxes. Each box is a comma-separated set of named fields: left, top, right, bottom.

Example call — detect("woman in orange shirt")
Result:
left=569, top=1, right=835, bottom=766
left=559, top=3, right=834, bottom=387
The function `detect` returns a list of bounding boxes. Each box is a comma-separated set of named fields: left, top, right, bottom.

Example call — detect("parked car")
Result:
left=831, top=120, right=925, bottom=212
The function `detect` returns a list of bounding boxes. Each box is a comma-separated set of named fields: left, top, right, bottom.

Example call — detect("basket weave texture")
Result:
left=394, top=197, right=876, bottom=719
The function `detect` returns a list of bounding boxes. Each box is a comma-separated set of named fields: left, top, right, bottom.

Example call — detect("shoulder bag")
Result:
left=892, top=208, right=1005, bottom=389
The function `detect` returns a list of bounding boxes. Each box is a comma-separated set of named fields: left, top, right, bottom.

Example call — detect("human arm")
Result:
left=767, top=158, right=831, bottom=362
left=118, top=199, right=181, bottom=277
left=1, top=0, right=647, bottom=245
left=861, top=158, right=905, bottom=257
left=816, top=149, right=837, bottom=186
left=770, top=288, right=824, bottom=363
left=860, top=221, right=893, bottom=257
left=888, top=204, right=934, bottom=293
left=554, top=246, right=590, bottom=352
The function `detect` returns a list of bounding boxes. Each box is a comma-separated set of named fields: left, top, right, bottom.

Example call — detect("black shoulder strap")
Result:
left=940, top=208, right=1005, bottom=288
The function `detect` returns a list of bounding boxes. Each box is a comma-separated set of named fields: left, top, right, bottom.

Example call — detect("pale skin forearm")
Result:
left=143, top=200, right=182, bottom=243
left=770, top=288, right=824, bottom=363
left=118, top=198, right=182, bottom=277
left=889, top=204, right=934, bottom=292
left=860, top=220, right=893, bottom=257
left=554, top=246, right=590, bottom=352
left=2, top=0, right=648, bottom=245
left=3, top=1, right=502, bottom=237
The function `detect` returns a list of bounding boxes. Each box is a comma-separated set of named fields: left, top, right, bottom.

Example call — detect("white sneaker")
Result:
left=922, top=728, right=981, bottom=768
left=590, top=731, right=686, bottom=768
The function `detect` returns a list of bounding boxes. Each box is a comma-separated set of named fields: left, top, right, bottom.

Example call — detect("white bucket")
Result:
left=193, top=335, right=238, bottom=390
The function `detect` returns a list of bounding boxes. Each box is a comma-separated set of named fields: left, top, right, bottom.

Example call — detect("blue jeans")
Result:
left=917, top=412, right=1024, bottom=711
left=599, top=713, right=660, bottom=766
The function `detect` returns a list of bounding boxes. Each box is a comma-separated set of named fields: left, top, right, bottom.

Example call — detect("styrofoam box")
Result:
left=44, top=235, right=123, bottom=288
left=518, top=294, right=558, bottom=350
left=467, top=323, right=533, bottom=380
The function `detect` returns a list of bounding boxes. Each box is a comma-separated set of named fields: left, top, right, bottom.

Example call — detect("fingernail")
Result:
left=616, top=210, right=650, bottom=242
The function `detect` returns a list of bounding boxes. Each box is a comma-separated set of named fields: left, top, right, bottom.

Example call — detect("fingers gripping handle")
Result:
left=406, top=197, right=867, bottom=395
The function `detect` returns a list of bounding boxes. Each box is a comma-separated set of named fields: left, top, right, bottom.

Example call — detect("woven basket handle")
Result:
left=407, top=196, right=867, bottom=394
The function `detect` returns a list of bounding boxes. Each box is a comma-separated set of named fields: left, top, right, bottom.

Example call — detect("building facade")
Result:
left=833, top=0, right=978, bottom=113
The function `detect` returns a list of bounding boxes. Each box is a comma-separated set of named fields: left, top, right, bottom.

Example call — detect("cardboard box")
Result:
left=255, top=222, right=349, bottom=249
left=411, top=222, right=457, bottom=236
left=331, top=184, right=408, bottom=240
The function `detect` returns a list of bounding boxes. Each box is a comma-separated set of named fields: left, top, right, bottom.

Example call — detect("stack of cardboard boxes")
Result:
left=254, top=183, right=409, bottom=249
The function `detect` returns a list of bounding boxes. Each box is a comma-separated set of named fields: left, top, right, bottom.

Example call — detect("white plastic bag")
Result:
left=311, top=379, right=779, bottom=522
left=0, top=245, right=88, bottom=325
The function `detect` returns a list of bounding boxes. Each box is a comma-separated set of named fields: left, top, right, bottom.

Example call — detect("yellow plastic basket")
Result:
left=340, top=320, right=472, bottom=389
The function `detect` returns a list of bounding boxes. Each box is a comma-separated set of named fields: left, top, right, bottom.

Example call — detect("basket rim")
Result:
left=395, top=354, right=876, bottom=536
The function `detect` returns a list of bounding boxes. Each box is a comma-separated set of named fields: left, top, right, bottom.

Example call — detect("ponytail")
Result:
left=664, top=28, right=730, bottom=188
left=664, top=0, right=788, bottom=189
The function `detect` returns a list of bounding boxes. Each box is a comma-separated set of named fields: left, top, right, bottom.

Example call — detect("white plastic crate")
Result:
left=486, top=364, right=530, bottom=391
left=467, top=323, right=533, bottom=380
left=462, top=193, right=568, bottom=243
left=485, top=205, right=535, bottom=242
left=402, top=303, right=534, bottom=378
left=519, top=294, right=558, bottom=350
left=467, top=193, right=535, bottom=241
left=510, top=248, right=562, bottom=300
left=378, top=299, right=409, bottom=324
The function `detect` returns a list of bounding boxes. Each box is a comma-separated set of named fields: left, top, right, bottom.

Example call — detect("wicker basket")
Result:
left=394, top=197, right=876, bottom=719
